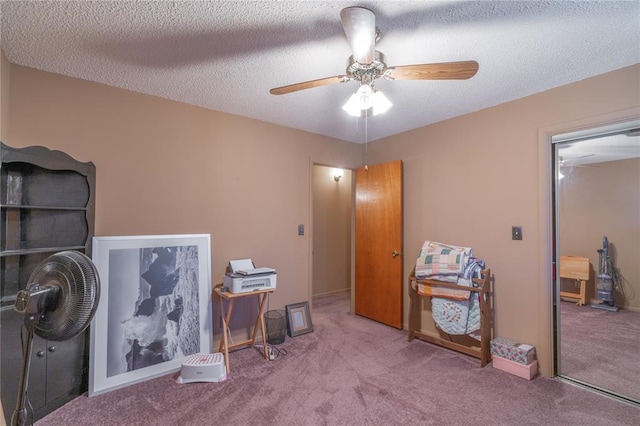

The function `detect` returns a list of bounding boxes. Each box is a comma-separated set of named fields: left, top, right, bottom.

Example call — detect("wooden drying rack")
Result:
left=408, top=267, right=493, bottom=367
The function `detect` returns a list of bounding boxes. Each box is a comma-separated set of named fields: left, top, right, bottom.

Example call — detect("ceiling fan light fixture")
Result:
left=342, top=84, right=372, bottom=116
left=342, top=84, right=391, bottom=116
left=356, top=84, right=374, bottom=109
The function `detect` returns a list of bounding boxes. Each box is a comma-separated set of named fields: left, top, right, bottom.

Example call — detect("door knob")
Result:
left=36, top=351, right=45, bottom=358
left=392, top=250, right=402, bottom=258
left=48, top=346, right=57, bottom=353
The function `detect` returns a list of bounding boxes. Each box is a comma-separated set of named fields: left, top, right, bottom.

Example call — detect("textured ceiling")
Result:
left=1, top=1, right=639, bottom=144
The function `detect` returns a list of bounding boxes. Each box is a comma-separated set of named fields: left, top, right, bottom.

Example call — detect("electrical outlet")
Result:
left=512, top=226, right=523, bottom=240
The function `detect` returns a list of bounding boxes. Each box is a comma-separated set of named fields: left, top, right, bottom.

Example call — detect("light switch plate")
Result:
left=512, top=226, right=523, bottom=240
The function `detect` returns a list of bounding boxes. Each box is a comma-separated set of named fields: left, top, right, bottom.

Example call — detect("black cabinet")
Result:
left=0, top=143, right=95, bottom=422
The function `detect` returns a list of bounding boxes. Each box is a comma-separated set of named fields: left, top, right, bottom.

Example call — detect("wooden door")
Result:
left=355, top=160, right=403, bottom=328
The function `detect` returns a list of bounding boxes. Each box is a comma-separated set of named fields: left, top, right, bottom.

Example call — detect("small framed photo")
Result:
left=285, top=301, right=313, bottom=337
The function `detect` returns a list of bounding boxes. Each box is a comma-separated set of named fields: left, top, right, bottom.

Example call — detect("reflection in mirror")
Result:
left=554, top=121, right=640, bottom=404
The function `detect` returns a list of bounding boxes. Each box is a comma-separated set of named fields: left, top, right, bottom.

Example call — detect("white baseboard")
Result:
left=312, top=288, right=350, bottom=298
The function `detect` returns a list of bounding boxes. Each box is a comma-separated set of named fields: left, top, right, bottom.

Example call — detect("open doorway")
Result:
left=553, top=119, right=640, bottom=404
left=311, top=165, right=353, bottom=302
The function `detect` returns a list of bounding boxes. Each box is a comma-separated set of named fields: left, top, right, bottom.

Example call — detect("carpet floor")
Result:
left=559, top=300, right=640, bottom=401
left=37, top=291, right=639, bottom=425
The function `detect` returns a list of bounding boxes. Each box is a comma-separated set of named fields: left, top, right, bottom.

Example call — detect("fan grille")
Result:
left=27, top=250, right=100, bottom=341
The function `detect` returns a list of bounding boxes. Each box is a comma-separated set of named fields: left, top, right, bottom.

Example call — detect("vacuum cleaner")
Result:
left=590, top=236, right=619, bottom=312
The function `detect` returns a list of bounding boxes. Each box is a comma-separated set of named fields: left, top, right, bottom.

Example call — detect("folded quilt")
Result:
left=415, top=240, right=472, bottom=279
left=415, top=241, right=475, bottom=300
left=432, top=294, right=481, bottom=338
left=415, top=276, right=471, bottom=300
left=412, top=240, right=486, bottom=337
left=431, top=259, right=486, bottom=336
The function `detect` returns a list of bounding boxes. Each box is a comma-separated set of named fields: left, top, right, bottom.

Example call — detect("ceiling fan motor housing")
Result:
left=346, top=51, right=387, bottom=86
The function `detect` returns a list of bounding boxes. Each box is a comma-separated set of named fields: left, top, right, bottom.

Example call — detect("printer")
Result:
left=223, top=259, right=277, bottom=293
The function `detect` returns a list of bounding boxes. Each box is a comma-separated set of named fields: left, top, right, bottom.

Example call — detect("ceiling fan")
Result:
left=269, top=6, right=479, bottom=115
left=559, top=154, right=598, bottom=168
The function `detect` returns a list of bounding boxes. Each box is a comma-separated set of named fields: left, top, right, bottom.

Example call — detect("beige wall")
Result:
left=366, top=64, right=640, bottom=376
left=312, top=165, right=352, bottom=297
left=559, top=158, right=640, bottom=310
left=3, top=63, right=363, bottom=346
left=4, top=54, right=639, bottom=377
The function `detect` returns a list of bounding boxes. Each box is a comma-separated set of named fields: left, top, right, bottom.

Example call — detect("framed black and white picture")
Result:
left=89, top=234, right=212, bottom=396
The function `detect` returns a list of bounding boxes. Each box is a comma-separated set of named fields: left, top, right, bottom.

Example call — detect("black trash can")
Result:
left=264, top=309, right=286, bottom=345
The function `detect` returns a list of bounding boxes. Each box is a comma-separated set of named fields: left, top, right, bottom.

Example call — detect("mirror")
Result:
left=554, top=121, right=640, bottom=403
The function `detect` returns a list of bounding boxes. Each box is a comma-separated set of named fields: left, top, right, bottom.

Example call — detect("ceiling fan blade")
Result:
left=270, top=75, right=348, bottom=95
left=386, top=61, right=479, bottom=80
left=340, top=6, right=376, bottom=64
left=560, top=153, right=595, bottom=164
left=563, top=164, right=599, bottom=168
left=560, top=155, right=599, bottom=168
left=575, top=153, right=595, bottom=159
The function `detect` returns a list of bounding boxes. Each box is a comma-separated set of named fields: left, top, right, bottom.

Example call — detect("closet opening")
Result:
left=552, top=118, right=640, bottom=406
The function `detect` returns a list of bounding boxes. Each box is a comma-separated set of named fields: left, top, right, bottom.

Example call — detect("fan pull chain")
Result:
left=364, top=112, right=368, bottom=171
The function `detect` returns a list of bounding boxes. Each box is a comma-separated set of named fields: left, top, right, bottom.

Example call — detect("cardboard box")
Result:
left=492, top=356, right=538, bottom=380
left=490, top=337, right=536, bottom=365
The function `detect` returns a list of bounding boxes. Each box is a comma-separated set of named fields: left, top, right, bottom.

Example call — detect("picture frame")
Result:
left=89, top=234, right=212, bottom=396
left=285, top=301, right=313, bottom=337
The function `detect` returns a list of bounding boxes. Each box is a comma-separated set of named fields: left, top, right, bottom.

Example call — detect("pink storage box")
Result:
left=492, top=355, right=538, bottom=380
left=490, top=337, right=536, bottom=365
